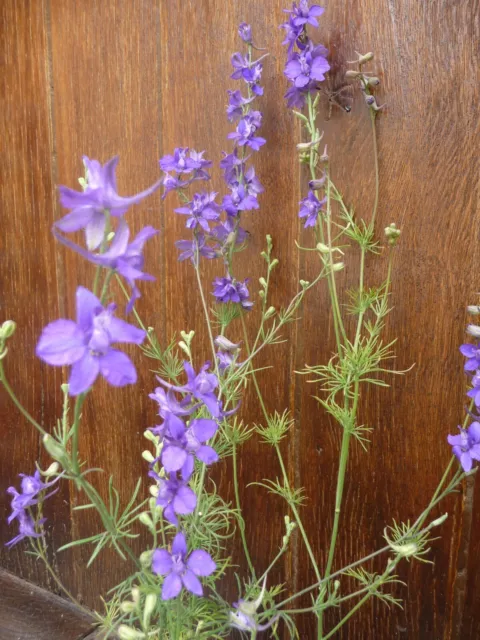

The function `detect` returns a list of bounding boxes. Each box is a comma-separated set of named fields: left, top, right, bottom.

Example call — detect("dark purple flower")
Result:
left=448, top=422, right=480, bottom=472
left=150, top=471, right=197, bottom=526
left=284, top=1, right=325, bottom=27
left=6, top=510, right=44, bottom=548
left=54, top=221, right=158, bottom=313
left=174, top=192, right=221, bottom=232
left=227, top=90, right=255, bottom=122
left=175, top=234, right=216, bottom=264
left=56, top=156, right=162, bottom=250
left=460, top=343, right=480, bottom=372
left=220, top=150, right=248, bottom=185
left=228, top=112, right=266, bottom=151
left=238, top=22, right=253, bottom=43
left=159, top=148, right=212, bottom=175
left=36, top=287, right=145, bottom=396
left=213, top=276, right=253, bottom=310
left=161, top=417, right=219, bottom=476
left=155, top=362, right=220, bottom=418
left=223, top=184, right=260, bottom=216
left=299, top=190, right=326, bottom=227
left=152, top=532, right=216, bottom=600
left=284, top=42, right=330, bottom=87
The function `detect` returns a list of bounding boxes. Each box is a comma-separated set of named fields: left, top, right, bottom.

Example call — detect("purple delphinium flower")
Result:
left=155, top=362, right=220, bottom=418
left=448, top=422, right=480, bottom=472
left=223, top=183, right=260, bottom=216
left=149, top=386, right=198, bottom=436
left=229, top=579, right=279, bottom=633
left=56, top=156, right=162, bottom=251
left=36, top=287, right=145, bottom=396
left=460, top=342, right=480, bottom=371
left=284, top=41, right=330, bottom=88
left=284, top=0, right=325, bottom=28
left=228, top=112, right=266, bottom=151
left=7, top=471, right=59, bottom=523
left=161, top=417, right=219, bottom=475
left=467, top=371, right=480, bottom=406
left=227, top=90, right=255, bottom=122
left=159, top=148, right=212, bottom=175
left=174, top=192, right=221, bottom=232
left=284, top=84, right=311, bottom=109
left=220, top=150, right=248, bottom=185
left=298, top=190, right=326, bottom=227
left=212, top=219, right=248, bottom=248
left=215, top=336, right=241, bottom=373
left=213, top=276, right=253, bottom=310
left=231, top=53, right=264, bottom=96
left=238, top=22, right=252, bottom=43
left=152, top=532, right=216, bottom=600
left=6, top=511, right=44, bottom=548
left=54, top=221, right=158, bottom=313
left=175, top=234, right=216, bottom=264
left=150, top=471, right=197, bottom=526
left=280, top=15, right=304, bottom=54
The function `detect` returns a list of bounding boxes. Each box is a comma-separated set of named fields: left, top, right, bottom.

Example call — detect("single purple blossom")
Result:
left=229, top=579, right=279, bottom=633
left=150, top=471, right=197, bottom=526
left=159, top=148, right=212, bottom=175
left=175, top=234, right=216, bottom=264
left=7, top=470, right=59, bottom=524
left=228, top=112, right=266, bottom=151
left=231, top=53, right=264, bottom=95
left=467, top=371, right=480, bottom=406
left=174, top=192, right=221, bottom=232
left=448, top=422, right=480, bottom=472
left=284, top=83, right=313, bottom=109
left=213, top=276, right=253, bottom=310
left=226, top=90, right=255, bottom=122
left=160, top=417, right=218, bottom=478
left=36, top=287, right=145, bottom=396
left=54, top=221, right=158, bottom=313
left=284, top=42, right=330, bottom=87
left=149, top=386, right=198, bottom=437
left=56, top=156, right=162, bottom=251
left=299, top=190, right=326, bottom=227
left=244, top=166, right=264, bottom=195
left=212, top=219, right=248, bottom=248
left=155, top=362, right=220, bottom=418
left=6, top=510, right=44, bottom=548
left=223, top=183, right=260, bottom=216
left=215, top=336, right=241, bottom=373
left=280, top=15, right=304, bottom=54
left=220, top=150, right=249, bottom=185
left=284, top=1, right=325, bottom=28
left=460, top=343, right=480, bottom=372
left=238, top=22, right=253, bottom=43
left=152, top=532, right=216, bottom=600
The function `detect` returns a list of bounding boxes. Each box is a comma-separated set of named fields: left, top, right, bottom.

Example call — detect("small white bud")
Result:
left=259, top=277, right=267, bottom=288
left=43, top=462, right=60, bottom=477
left=149, top=485, right=159, bottom=498
left=1, top=320, right=16, bottom=339
left=430, top=513, right=448, bottom=528
left=120, top=601, right=136, bottom=614
left=316, top=242, right=330, bottom=254
left=140, top=550, right=154, bottom=569
left=141, top=450, right=155, bottom=463
left=467, top=324, right=480, bottom=338
left=332, top=262, right=345, bottom=272
left=467, top=306, right=480, bottom=315
left=117, top=625, right=145, bottom=640
left=139, top=513, right=154, bottom=529
left=265, top=306, right=276, bottom=319
left=143, top=593, right=157, bottom=628
left=131, top=587, right=140, bottom=604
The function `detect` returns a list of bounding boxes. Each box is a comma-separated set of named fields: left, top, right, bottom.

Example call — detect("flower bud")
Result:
left=384, top=223, right=401, bottom=246
left=467, top=324, right=480, bottom=338
left=141, top=450, right=155, bottom=463
left=43, top=462, right=60, bottom=477
left=120, top=601, right=137, bottom=614
left=300, top=280, right=310, bottom=288
left=1, top=320, right=16, bottom=339
left=309, top=177, right=326, bottom=190
left=238, top=22, right=252, bottom=43
left=467, top=306, right=480, bottom=315
left=265, top=306, right=276, bottom=319
left=345, top=69, right=362, bottom=78
left=269, top=258, right=279, bottom=270
left=107, top=231, right=115, bottom=242
left=143, top=593, right=157, bottom=628
left=354, top=51, right=374, bottom=65
left=316, top=242, right=330, bottom=254
left=215, top=336, right=240, bottom=352
left=140, top=550, right=154, bottom=569
left=320, top=145, right=329, bottom=163
left=332, top=262, right=345, bottom=272
left=131, top=587, right=140, bottom=604
left=139, top=512, right=154, bottom=529
left=431, top=513, right=448, bottom=528
left=42, top=435, right=69, bottom=467
left=117, top=625, right=145, bottom=640
left=366, top=76, right=380, bottom=87
left=259, top=277, right=267, bottom=288
left=143, top=429, right=158, bottom=443
left=149, top=484, right=159, bottom=498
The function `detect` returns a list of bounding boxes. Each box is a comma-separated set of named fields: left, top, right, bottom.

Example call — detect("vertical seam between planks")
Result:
left=157, top=0, right=167, bottom=346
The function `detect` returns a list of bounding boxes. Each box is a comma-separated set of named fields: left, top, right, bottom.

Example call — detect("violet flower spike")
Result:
left=36, top=287, right=145, bottom=396
left=56, top=156, right=162, bottom=251
left=152, top=532, right=216, bottom=600
left=448, top=422, right=480, bottom=472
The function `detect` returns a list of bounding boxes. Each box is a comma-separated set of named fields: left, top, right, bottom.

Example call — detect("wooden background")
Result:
left=1, top=0, right=480, bottom=638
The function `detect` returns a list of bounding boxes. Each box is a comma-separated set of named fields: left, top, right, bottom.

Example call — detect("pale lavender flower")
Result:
left=175, top=235, right=216, bottom=264
left=160, top=417, right=219, bottom=475
left=155, top=362, right=220, bottom=418
left=460, top=343, right=480, bottom=371
left=213, top=276, right=253, bottom=310
left=284, top=1, right=325, bottom=28
left=6, top=511, right=44, bottom=548
left=152, top=532, right=216, bottom=600
left=448, top=422, right=480, bottom=472
left=149, top=387, right=198, bottom=437
left=56, top=156, right=162, bottom=250
left=228, top=112, right=266, bottom=151
left=220, top=150, right=248, bottom=185
left=36, top=287, right=145, bottom=396
left=174, top=192, right=221, bottom=232
left=223, top=183, right=260, bottom=216
left=227, top=90, right=255, bottom=122
left=238, top=22, right=252, bottom=43
left=215, top=336, right=241, bottom=373
left=299, top=190, right=326, bottom=227
left=212, top=219, right=248, bottom=247
left=284, top=84, right=312, bottom=109
left=231, top=53, right=264, bottom=95
left=229, top=579, right=279, bottom=633
left=284, top=42, right=330, bottom=87
left=7, top=471, right=59, bottom=524
left=149, top=471, right=197, bottom=526
left=280, top=15, right=304, bottom=53
left=159, top=148, right=212, bottom=175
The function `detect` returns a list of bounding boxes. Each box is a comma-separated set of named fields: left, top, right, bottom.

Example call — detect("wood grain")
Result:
left=1, top=0, right=480, bottom=638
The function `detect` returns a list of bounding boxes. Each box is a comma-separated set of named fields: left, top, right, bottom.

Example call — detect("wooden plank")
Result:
left=0, top=569, right=94, bottom=640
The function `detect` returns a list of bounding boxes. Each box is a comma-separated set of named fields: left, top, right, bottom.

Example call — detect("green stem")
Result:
left=370, top=110, right=380, bottom=228
left=322, top=593, right=371, bottom=640
left=232, top=443, right=256, bottom=577
left=0, top=362, right=46, bottom=435
left=193, top=260, right=218, bottom=377
left=71, top=393, right=86, bottom=477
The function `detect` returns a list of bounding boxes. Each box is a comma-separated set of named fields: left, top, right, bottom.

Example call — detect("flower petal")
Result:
left=162, top=573, right=183, bottom=600
left=152, top=549, right=173, bottom=575
left=162, top=445, right=188, bottom=473
left=98, top=349, right=137, bottom=387
left=181, top=569, right=203, bottom=596
left=173, top=486, right=197, bottom=515
left=190, top=418, right=218, bottom=443
left=36, top=320, right=85, bottom=366
left=171, top=531, right=187, bottom=556
left=187, top=549, right=216, bottom=576
left=76, top=287, right=102, bottom=332
left=55, top=207, right=94, bottom=232
left=68, top=353, right=100, bottom=395
left=107, top=317, right=146, bottom=345
left=195, top=445, right=218, bottom=465
left=85, top=210, right=107, bottom=250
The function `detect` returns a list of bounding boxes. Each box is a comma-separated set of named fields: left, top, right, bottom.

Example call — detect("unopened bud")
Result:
left=367, top=76, right=380, bottom=87
left=334, top=579, right=341, bottom=592
left=265, top=306, right=276, bottom=319
left=42, top=435, right=69, bottom=466
left=300, top=280, right=310, bottom=288
left=1, top=320, right=16, bottom=339
left=320, top=145, right=329, bottom=163
left=143, top=429, right=158, bottom=443
left=139, top=512, right=154, bottom=529
left=143, top=593, right=157, bottom=628
left=140, top=550, right=154, bottom=569
left=467, top=324, right=480, bottom=338
left=269, top=258, right=279, bottom=270
left=149, top=485, right=159, bottom=498
left=107, top=231, right=115, bottom=242
left=332, top=262, right=345, bottom=272
left=214, top=336, right=240, bottom=352
left=43, top=462, right=60, bottom=477
left=316, top=242, right=330, bottom=254
left=120, top=601, right=137, bottom=614
left=384, top=223, right=401, bottom=246
left=117, top=625, right=145, bottom=640
left=345, top=69, right=362, bottom=78
left=149, top=496, right=157, bottom=511
left=309, top=176, right=326, bottom=190
left=141, top=450, right=155, bottom=463
left=467, top=306, right=480, bottom=315
left=131, top=587, right=140, bottom=604
left=431, top=513, right=448, bottom=528
left=349, top=51, right=374, bottom=65
left=259, top=277, right=267, bottom=288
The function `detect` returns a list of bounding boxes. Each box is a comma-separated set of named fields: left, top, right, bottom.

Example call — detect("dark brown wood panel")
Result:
left=1, top=0, right=480, bottom=638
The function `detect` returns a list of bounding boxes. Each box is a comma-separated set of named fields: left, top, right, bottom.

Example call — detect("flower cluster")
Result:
left=281, top=1, right=330, bottom=109
left=6, top=469, right=60, bottom=547
left=148, top=361, right=222, bottom=599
